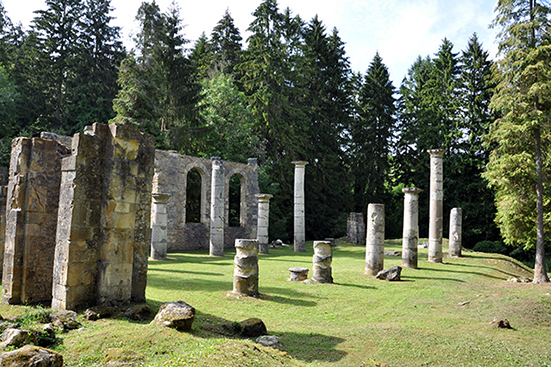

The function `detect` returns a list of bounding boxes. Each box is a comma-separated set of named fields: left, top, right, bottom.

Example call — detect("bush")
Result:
left=472, top=240, right=508, bottom=254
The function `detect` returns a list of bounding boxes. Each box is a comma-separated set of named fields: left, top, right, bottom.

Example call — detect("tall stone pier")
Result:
left=365, top=204, right=385, bottom=276
left=292, top=161, right=308, bottom=252
left=210, top=157, right=225, bottom=256
left=256, top=194, right=273, bottom=254
left=150, top=193, right=171, bottom=260
left=402, top=188, right=423, bottom=269
left=233, top=239, right=259, bottom=297
left=312, top=241, right=333, bottom=283
left=428, top=149, right=445, bottom=263
left=449, top=208, right=462, bottom=257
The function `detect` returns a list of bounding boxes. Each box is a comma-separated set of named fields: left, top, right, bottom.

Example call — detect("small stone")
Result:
left=238, top=318, right=267, bottom=337
left=489, top=317, right=513, bottom=329
left=153, top=301, right=195, bottom=331
left=51, top=310, right=80, bottom=331
left=85, top=305, right=116, bottom=321
left=375, top=266, right=402, bottom=281
left=255, top=335, right=283, bottom=349
left=0, top=345, right=63, bottom=366
left=458, top=301, right=470, bottom=306
left=289, top=267, right=309, bottom=281
left=124, top=304, right=152, bottom=321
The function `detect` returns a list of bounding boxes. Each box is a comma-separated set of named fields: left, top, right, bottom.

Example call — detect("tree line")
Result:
left=0, top=0, right=549, bottom=281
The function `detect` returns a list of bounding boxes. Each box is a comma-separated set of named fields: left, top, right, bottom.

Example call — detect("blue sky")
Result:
left=4, top=0, right=499, bottom=85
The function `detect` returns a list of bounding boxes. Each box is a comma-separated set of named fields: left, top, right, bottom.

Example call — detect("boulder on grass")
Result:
left=237, top=318, right=267, bottom=337
left=85, top=305, right=116, bottom=321
left=153, top=301, right=195, bottom=331
left=50, top=310, right=80, bottom=331
left=0, top=328, right=36, bottom=349
left=0, top=345, right=63, bottom=366
left=375, top=266, right=402, bottom=281
left=255, top=335, right=283, bottom=349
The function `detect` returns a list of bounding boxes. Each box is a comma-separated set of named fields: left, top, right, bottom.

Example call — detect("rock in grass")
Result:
left=0, top=328, right=36, bottom=349
left=255, top=335, right=283, bottom=349
left=85, top=305, right=116, bottom=321
left=375, top=266, right=402, bottom=281
left=50, top=310, right=80, bottom=331
left=124, top=304, right=152, bottom=321
left=153, top=301, right=195, bottom=331
left=489, top=317, right=513, bottom=329
left=238, top=318, right=267, bottom=337
left=0, top=345, right=63, bottom=366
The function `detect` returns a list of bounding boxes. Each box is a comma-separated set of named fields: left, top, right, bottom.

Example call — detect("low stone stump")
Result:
left=0, top=345, right=63, bottom=366
left=289, top=267, right=309, bottom=281
left=375, top=266, right=402, bottom=281
left=312, top=241, right=333, bottom=283
left=153, top=301, right=195, bottom=331
left=237, top=318, right=267, bottom=337
left=233, top=239, right=259, bottom=297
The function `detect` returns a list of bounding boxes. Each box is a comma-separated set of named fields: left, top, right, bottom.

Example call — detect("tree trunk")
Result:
left=533, top=127, right=549, bottom=283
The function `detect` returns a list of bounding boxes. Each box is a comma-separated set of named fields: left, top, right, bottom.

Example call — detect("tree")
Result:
left=484, top=0, right=551, bottom=283
left=208, top=9, right=242, bottom=76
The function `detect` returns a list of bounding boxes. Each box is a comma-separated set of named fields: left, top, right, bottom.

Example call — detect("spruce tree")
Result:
left=484, top=0, right=551, bottom=283
left=208, top=9, right=242, bottom=75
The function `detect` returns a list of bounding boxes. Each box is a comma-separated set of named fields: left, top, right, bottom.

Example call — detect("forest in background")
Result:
left=0, top=0, right=549, bottom=272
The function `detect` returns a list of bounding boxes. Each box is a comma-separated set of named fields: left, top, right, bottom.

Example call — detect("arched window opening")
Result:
left=229, top=175, right=241, bottom=227
left=186, top=168, right=201, bottom=223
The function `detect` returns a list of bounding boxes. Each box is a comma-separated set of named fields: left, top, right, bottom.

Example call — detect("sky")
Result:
left=3, top=0, right=500, bottom=85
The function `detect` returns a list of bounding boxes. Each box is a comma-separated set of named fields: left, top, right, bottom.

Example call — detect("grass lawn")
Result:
left=2, top=238, right=551, bottom=366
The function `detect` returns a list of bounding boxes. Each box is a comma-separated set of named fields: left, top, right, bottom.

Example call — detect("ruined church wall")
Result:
left=153, top=151, right=259, bottom=251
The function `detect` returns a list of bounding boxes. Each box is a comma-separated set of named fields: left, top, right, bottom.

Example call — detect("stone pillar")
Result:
left=210, top=157, right=225, bottom=257
left=2, top=138, right=69, bottom=304
left=428, top=149, right=445, bottom=263
left=292, top=161, right=308, bottom=252
left=347, top=212, right=366, bottom=245
left=402, top=188, right=423, bottom=269
left=150, top=193, right=171, bottom=260
left=255, top=194, right=273, bottom=254
left=312, top=241, right=333, bottom=283
left=233, top=239, right=259, bottom=297
left=0, top=167, right=7, bottom=278
left=365, top=204, right=385, bottom=276
left=449, top=208, right=462, bottom=257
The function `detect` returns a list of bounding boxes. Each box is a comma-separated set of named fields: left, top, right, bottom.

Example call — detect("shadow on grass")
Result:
left=149, top=268, right=225, bottom=277
left=445, top=261, right=520, bottom=279
left=421, top=265, right=508, bottom=280
left=333, top=282, right=376, bottom=290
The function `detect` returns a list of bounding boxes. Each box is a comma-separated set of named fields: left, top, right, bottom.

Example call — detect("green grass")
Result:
left=2, top=238, right=551, bottom=366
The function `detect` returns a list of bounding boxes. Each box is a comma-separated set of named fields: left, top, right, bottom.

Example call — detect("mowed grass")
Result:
left=3, top=238, right=551, bottom=366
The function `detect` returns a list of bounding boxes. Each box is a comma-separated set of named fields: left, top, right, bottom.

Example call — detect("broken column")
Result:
left=51, top=123, right=155, bottom=310
left=402, top=188, right=423, bottom=269
left=428, top=149, right=445, bottom=263
left=347, top=212, right=365, bottom=245
left=2, top=138, right=70, bottom=304
left=256, top=194, right=273, bottom=254
left=449, top=208, right=462, bottom=257
left=292, top=161, right=308, bottom=252
left=365, top=203, right=385, bottom=276
left=210, top=157, right=225, bottom=257
left=233, top=239, right=259, bottom=297
left=150, top=193, right=171, bottom=260
left=0, top=167, right=7, bottom=277
left=312, top=241, right=333, bottom=283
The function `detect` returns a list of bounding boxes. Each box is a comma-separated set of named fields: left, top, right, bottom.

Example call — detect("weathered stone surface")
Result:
left=255, top=335, right=282, bottom=349
left=50, top=310, right=80, bottom=330
left=84, top=305, right=116, bottom=321
left=292, top=161, right=308, bottom=252
left=238, top=318, right=267, bottom=337
left=150, top=193, right=171, bottom=260
left=428, top=149, right=445, bottom=263
left=347, top=212, right=365, bottom=245
left=2, top=138, right=70, bottom=305
left=449, top=207, right=462, bottom=257
left=153, top=301, right=195, bottom=331
left=124, top=304, right=153, bottom=321
left=289, top=267, right=309, bottom=281
left=366, top=204, right=385, bottom=276
left=153, top=151, right=259, bottom=252
left=312, top=241, right=333, bottom=283
left=256, top=194, right=273, bottom=254
left=0, top=328, right=36, bottom=349
left=375, top=266, right=402, bottom=281
left=233, top=239, right=259, bottom=297
left=402, top=187, right=422, bottom=269
left=0, top=345, right=63, bottom=366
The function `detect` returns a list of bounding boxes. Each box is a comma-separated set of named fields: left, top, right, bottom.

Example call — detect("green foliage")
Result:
left=472, top=240, right=509, bottom=254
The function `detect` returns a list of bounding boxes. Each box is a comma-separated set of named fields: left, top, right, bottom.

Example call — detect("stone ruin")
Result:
left=347, top=212, right=365, bottom=245
left=0, top=122, right=261, bottom=310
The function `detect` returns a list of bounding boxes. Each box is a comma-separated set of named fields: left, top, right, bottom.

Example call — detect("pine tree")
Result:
left=484, top=0, right=551, bottom=283
left=208, top=9, right=242, bottom=75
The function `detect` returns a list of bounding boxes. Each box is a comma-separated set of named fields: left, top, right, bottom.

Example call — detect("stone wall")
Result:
left=153, top=151, right=259, bottom=251
left=51, top=123, right=155, bottom=310
left=2, top=138, right=70, bottom=304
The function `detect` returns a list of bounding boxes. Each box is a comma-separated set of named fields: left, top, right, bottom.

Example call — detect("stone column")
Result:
left=347, top=213, right=365, bottom=245
left=210, top=157, right=225, bottom=257
left=256, top=194, right=273, bottom=254
left=233, top=239, right=259, bottom=297
left=312, top=241, right=333, bottom=283
left=449, top=208, right=462, bottom=257
left=428, top=149, right=445, bottom=263
left=365, top=204, right=385, bottom=276
left=292, top=161, right=308, bottom=252
left=402, top=188, right=423, bottom=269
left=150, top=193, right=171, bottom=260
